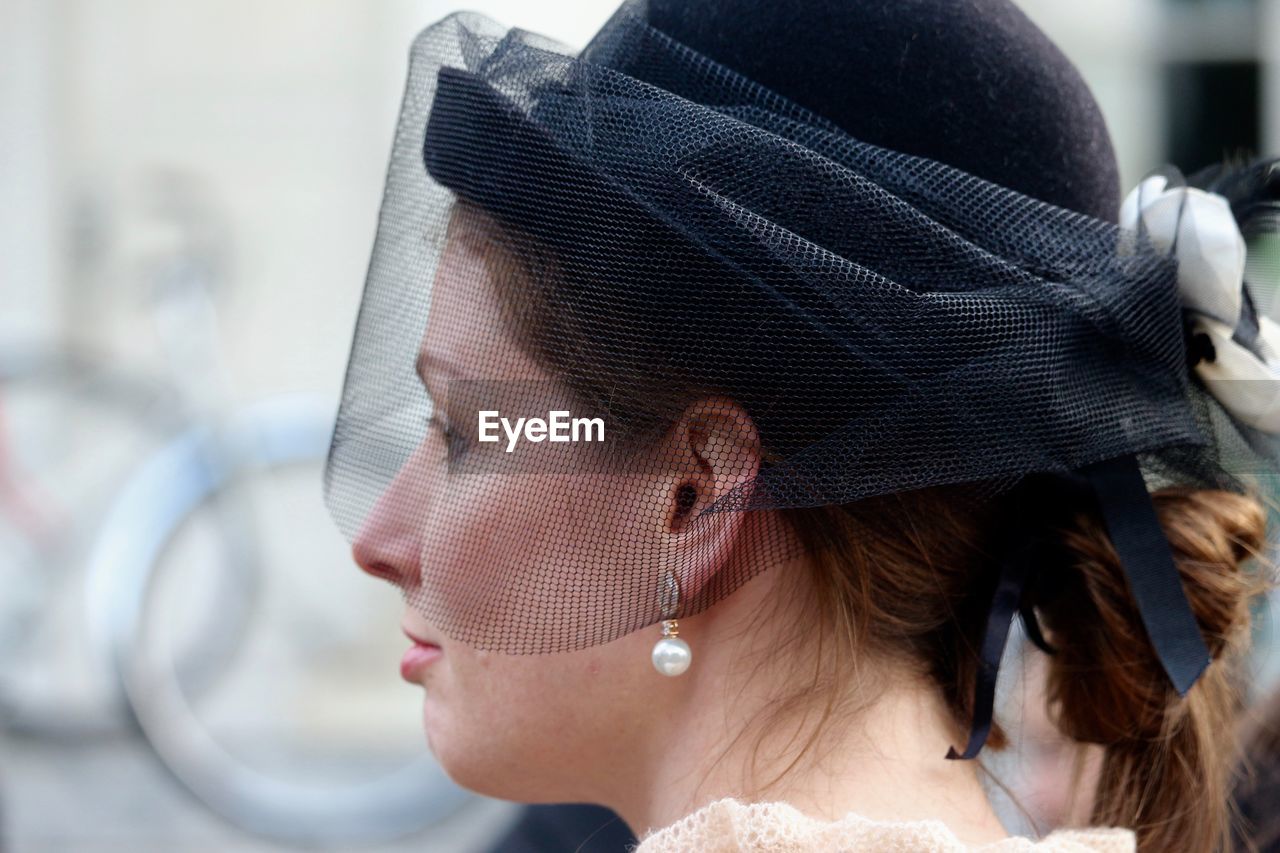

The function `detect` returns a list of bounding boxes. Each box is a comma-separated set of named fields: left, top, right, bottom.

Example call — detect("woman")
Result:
left=324, top=0, right=1280, bottom=850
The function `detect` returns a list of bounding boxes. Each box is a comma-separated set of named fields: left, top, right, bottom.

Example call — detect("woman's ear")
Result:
left=657, top=395, right=762, bottom=598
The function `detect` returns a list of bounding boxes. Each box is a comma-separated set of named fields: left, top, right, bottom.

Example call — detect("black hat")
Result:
left=582, top=0, right=1121, bottom=221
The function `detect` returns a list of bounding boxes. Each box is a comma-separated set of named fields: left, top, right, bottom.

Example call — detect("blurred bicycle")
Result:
left=0, top=171, right=472, bottom=845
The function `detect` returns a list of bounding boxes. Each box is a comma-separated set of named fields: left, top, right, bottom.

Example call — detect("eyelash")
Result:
left=426, top=414, right=463, bottom=458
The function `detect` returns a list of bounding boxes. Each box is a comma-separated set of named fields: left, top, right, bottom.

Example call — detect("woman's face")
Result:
left=348, top=205, right=696, bottom=804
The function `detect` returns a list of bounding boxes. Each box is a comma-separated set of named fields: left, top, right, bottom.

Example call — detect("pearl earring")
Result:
left=651, top=569, right=691, bottom=676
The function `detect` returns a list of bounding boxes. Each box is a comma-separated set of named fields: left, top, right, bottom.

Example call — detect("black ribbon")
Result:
left=946, top=453, right=1212, bottom=761
left=1079, top=454, right=1212, bottom=695
left=944, top=518, right=1041, bottom=760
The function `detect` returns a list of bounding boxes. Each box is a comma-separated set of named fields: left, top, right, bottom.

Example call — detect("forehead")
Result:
left=418, top=203, right=548, bottom=384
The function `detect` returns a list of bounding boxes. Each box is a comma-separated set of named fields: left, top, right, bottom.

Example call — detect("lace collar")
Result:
left=632, top=797, right=1136, bottom=853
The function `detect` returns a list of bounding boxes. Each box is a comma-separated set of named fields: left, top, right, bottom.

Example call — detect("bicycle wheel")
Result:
left=0, top=343, right=184, bottom=735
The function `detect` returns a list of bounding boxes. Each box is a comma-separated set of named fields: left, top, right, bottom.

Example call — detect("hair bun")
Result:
left=1032, top=484, right=1273, bottom=850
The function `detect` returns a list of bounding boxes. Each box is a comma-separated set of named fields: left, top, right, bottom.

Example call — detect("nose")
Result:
left=351, top=445, right=433, bottom=589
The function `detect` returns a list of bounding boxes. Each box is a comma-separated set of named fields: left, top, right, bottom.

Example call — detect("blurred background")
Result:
left=2, top=0, right=1280, bottom=851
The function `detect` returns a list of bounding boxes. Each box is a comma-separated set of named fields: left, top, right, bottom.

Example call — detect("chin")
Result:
left=434, top=750, right=522, bottom=801
left=422, top=705, right=500, bottom=796
left=426, top=721, right=567, bottom=803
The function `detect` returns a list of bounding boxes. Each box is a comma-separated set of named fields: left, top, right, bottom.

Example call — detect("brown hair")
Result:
left=455, top=197, right=1279, bottom=852
left=778, top=481, right=1276, bottom=853
left=1038, top=486, right=1272, bottom=852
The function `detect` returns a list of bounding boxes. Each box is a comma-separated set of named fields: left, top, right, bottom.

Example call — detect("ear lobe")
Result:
left=662, top=396, right=762, bottom=602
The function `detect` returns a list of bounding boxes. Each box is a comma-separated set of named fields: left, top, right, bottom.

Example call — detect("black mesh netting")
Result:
left=323, top=0, right=1280, bottom=658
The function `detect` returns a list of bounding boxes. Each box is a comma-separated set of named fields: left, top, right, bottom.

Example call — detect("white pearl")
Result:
left=651, top=637, right=692, bottom=676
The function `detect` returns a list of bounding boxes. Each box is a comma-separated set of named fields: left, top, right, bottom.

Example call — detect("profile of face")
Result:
left=350, top=202, right=763, bottom=805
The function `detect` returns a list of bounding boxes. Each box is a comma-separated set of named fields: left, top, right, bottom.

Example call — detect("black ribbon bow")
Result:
left=946, top=453, right=1212, bottom=761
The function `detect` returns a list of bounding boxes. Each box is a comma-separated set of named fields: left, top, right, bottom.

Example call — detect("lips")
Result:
left=400, top=624, right=442, bottom=682
left=400, top=642, right=442, bottom=681
left=401, top=624, right=439, bottom=647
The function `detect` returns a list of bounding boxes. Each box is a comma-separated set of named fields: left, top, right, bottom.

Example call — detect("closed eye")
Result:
left=426, top=413, right=465, bottom=461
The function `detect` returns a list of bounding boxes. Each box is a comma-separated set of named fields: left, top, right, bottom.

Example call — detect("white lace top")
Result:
left=631, top=798, right=1136, bottom=853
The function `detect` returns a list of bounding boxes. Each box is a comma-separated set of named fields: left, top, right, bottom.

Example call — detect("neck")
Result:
left=599, top=564, right=1012, bottom=846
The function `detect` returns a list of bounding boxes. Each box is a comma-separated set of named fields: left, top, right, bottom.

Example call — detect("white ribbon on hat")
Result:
left=1120, top=174, right=1280, bottom=433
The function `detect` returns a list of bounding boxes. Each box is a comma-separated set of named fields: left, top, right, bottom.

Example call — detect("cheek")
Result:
left=406, top=464, right=674, bottom=799
left=415, top=469, right=672, bottom=651
left=426, top=643, right=641, bottom=801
